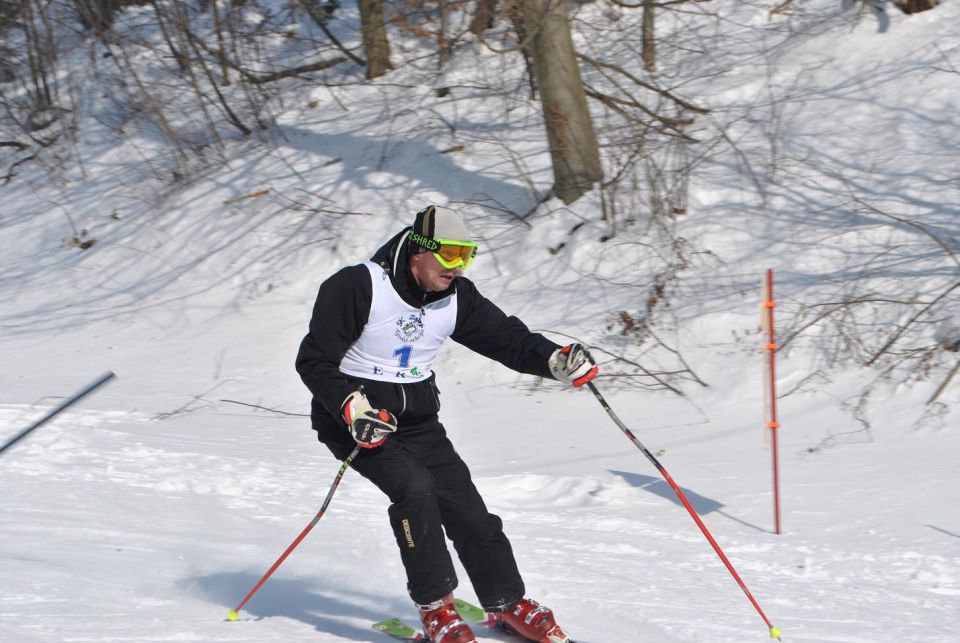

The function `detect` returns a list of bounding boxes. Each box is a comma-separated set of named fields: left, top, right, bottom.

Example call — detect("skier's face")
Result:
left=410, top=250, right=460, bottom=292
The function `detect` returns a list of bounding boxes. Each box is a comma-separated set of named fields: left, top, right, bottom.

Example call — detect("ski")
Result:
left=454, top=598, right=496, bottom=626
left=372, top=617, right=425, bottom=641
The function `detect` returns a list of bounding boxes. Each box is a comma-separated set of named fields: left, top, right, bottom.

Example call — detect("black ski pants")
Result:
left=318, top=415, right=525, bottom=610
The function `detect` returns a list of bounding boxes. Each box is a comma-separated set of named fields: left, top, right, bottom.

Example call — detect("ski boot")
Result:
left=418, top=594, right=478, bottom=643
left=495, top=597, right=570, bottom=643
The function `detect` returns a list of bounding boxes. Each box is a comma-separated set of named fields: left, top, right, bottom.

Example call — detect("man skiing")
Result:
left=296, top=205, right=598, bottom=643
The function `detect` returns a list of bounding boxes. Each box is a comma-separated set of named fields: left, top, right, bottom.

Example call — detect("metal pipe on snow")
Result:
left=0, top=371, right=117, bottom=456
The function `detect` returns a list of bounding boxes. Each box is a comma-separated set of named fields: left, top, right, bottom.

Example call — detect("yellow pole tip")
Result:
left=769, top=626, right=782, bottom=639
left=227, top=610, right=239, bottom=622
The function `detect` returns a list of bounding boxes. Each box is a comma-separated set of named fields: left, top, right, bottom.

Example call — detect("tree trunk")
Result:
left=523, top=0, right=602, bottom=204
left=507, top=0, right=536, bottom=96
left=357, top=0, right=392, bottom=79
left=641, top=0, right=655, bottom=73
left=470, top=0, right=498, bottom=36
left=894, top=0, right=938, bottom=14
left=73, top=0, right=118, bottom=33
left=74, top=0, right=150, bottom=34
left=437, top=0, right=451, bottom=68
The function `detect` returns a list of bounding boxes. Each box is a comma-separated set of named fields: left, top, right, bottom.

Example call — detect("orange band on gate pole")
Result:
left=764, top=268, right=782, bottom=535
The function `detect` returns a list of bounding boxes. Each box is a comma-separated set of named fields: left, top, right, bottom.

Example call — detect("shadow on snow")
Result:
left=182, top=571, right=412, bottom=641
left=608, top=469, right=772, bottom=534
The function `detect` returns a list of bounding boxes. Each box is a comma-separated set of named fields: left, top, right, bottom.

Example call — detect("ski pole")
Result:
left=585, top=381, right=782, bottom=641
left=227, top=444, right=362, bottom=621
left=0, top=372, right=116, bottom=456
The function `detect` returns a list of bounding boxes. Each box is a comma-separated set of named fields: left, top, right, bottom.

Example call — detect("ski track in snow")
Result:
left=2, top=401, right=958, bottom=642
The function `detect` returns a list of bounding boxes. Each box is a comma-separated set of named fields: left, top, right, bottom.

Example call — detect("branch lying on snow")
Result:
left=181, top=12, right=359, bottom=84
left=154, top=382, right=235, bottom=420
left=241, top=57, right=349, bottom=84
left=847, top=192, right=959, bottom=268
left=219, top=399, right=310, bottom=417
left=866, top=280, right=960, bottom=366
left=3, top=154, right=36, bottom=185
left=607, top=0, right=713, bottom=9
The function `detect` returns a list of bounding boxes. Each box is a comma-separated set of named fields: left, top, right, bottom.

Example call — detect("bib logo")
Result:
left=395, top=314, right=424, bottom=342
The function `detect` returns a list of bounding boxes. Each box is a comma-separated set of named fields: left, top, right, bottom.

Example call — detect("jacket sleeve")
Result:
left=450, top=277, right=560, bottom=378
left=296, top=265, right=372, bottom=419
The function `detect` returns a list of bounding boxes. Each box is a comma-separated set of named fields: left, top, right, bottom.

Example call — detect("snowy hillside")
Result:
left=1, top=1, right=958, bottom=642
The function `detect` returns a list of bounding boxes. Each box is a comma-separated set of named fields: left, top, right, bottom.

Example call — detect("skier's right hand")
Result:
left=341, top=391, right=397, bottom=448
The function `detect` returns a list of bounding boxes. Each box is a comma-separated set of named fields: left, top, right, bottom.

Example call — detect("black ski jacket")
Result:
left=296, top=228, right=559, bottom=431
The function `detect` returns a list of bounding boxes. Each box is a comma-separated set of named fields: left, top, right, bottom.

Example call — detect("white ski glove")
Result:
left=341, top=391, right=397, bottom=448
left=549, top=343, right=599, bottom=388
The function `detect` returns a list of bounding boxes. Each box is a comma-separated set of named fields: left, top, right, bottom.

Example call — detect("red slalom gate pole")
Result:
left=227, top=445, right=362, bottom=621
left=762, top=268, right=782, bottom=535
left=585, top=381, right=782, bottom=640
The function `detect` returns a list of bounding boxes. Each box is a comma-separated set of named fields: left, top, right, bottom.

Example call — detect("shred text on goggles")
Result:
left=409, top=232, right=478, bottom=269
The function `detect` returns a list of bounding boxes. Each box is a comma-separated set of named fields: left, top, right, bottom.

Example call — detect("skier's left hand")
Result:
left=549, top=343, right=599, bottom=387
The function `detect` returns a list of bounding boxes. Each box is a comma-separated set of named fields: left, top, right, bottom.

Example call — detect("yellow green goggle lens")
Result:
left=410, top=232, right=478, bottom=269
left=434, top=241, right=478, bottom=269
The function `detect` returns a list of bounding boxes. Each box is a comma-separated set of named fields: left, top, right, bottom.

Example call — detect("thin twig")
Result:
left=866, top=280, right=960, bottom=366
left=219, top=399, right=310, bottom=416
left=847, top=193, right=959, bottom=268
left=577, top=53, right=709, bottom=115
left=242, top=57, right=349, bottom=84
left=927, top=358, right=960, bottom=404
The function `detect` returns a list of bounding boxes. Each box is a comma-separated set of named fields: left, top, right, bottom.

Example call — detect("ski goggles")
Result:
left=409, top=232, right=478, bottom=269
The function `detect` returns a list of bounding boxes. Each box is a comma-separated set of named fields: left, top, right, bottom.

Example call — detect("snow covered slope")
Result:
left=1, top=1, right=957, bottom=642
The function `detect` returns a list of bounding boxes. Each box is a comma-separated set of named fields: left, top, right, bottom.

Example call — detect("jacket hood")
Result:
left=370, top=227, right=457, bottom=308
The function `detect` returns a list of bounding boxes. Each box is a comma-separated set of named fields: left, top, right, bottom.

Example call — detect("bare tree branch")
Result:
left=241, top=57, right=349, bottom=84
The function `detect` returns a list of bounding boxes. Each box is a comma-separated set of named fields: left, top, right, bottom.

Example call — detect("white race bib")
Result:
left=339, top=262, right=457, bottom=382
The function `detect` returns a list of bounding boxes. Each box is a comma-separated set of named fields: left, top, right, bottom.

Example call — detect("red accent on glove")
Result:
left=572, top=365, right=599, bottom=387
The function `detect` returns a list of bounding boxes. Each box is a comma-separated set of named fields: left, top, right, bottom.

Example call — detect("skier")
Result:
left=296, top=205, right=599, bottom=643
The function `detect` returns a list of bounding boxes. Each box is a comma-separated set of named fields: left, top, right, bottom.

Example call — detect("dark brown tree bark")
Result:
left=470, top=0, right=498, bottom=36
left=894, top=0, right=938, bottom=14
left=507, top=0, right=537, bottom=96
left=641, top=0, right=655, bottom=73
left=437, top=0, right=451, bottom=67
left=358, top=0, right=392, bottom=79
left=522, top=0, right=602, bottom=204
left=73, top=0, right=149, bottom=34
